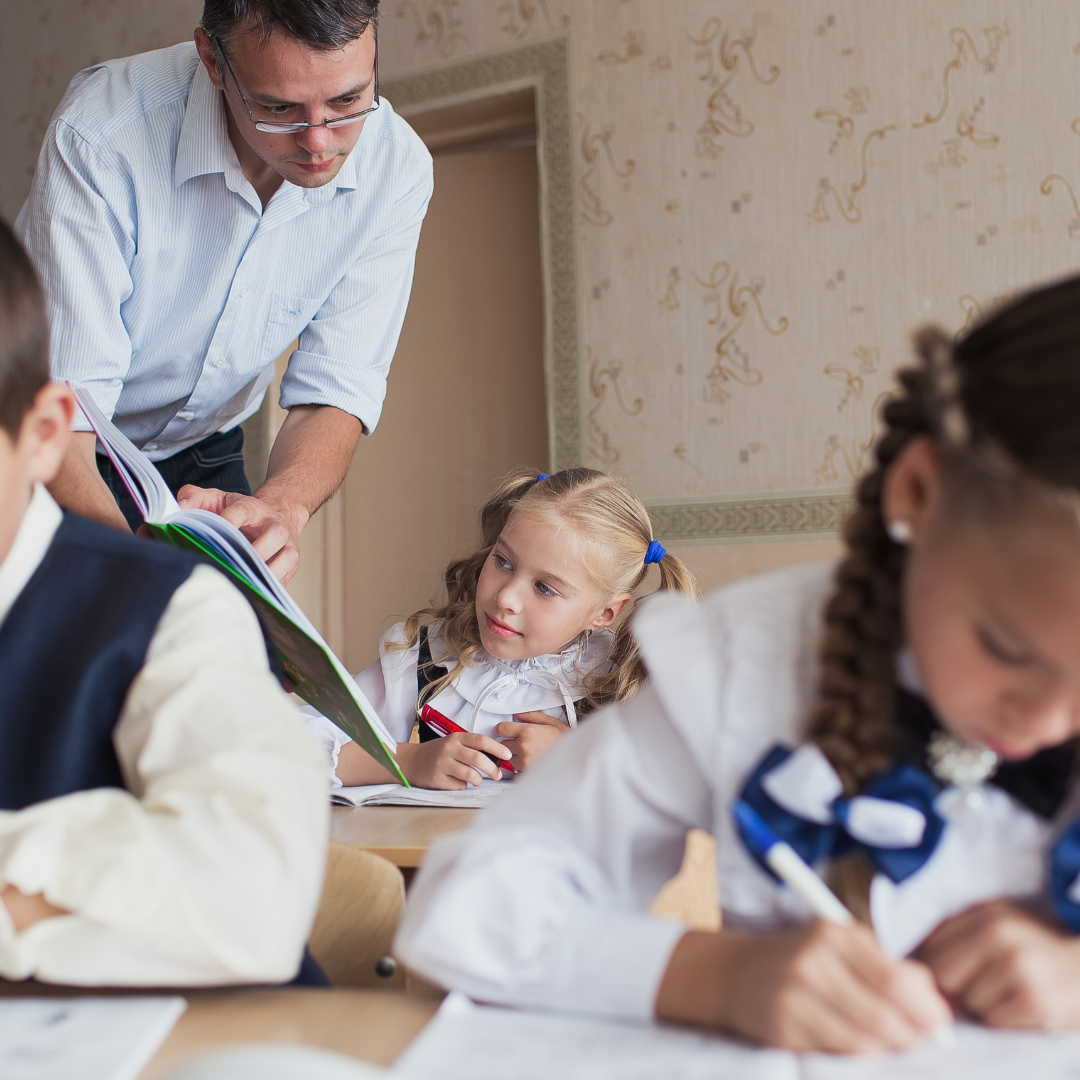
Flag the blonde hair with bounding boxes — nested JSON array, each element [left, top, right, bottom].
[[397, 467, 699, 711]]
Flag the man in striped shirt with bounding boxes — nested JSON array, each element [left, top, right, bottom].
[[16, 0, 432, 584]]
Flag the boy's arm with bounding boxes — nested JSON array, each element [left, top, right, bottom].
[[0, 565, 329, 985]]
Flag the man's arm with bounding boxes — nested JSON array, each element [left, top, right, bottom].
[[47, 432, 132, 533], [179, 404, 361, 584]]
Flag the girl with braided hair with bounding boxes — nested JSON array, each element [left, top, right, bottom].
[[398, 274, 1080, 1053], [301, 466, 697, 789]]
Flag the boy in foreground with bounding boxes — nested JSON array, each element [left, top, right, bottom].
[[0, 220, 328, 985]]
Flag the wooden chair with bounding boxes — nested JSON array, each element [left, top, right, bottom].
[[649, 828, 722, 931], [308, 842, 407, 988]]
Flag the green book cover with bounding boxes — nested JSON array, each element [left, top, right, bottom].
[[71, 385, 406, 786]]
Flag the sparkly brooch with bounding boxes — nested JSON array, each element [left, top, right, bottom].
[[927, 731, 999, 805]]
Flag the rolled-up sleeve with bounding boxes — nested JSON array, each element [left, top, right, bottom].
[[395, 685, 714, 1020], [279, 157, 434, 434], [0, 565, 329, 986]]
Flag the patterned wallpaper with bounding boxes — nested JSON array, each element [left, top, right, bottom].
[[380, 0, 1080, 538]]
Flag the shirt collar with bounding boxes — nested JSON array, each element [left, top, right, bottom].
[[175, 60, 362, 203], [174, 62, 244, 190], [0, 485, 63, 629]]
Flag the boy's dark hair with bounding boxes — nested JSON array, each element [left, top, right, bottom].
[[201, 0, 379, 51], [0, 220, 50, 439]]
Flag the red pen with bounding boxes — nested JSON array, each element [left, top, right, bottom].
[[420, 704, 517, 772]]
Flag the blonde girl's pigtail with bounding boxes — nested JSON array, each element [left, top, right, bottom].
[[582, 532, 699, 709]]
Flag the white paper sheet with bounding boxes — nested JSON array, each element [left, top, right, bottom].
[[801, 1022, 1080, 1079], [393, 993, 799, 1080], [396, 997, 1080, 1080], [0, 995, 186, 1080], [331, 779, 509, 809]]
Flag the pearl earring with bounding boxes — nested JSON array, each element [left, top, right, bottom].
[[887, 519, 912, 545]]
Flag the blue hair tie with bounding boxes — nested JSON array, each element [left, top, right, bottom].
[[536, 473, 550, 482], [644, 540, 666, 565]]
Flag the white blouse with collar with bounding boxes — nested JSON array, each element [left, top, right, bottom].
[[395, 561, 1080, 1022], [301, 621, 614, 785]]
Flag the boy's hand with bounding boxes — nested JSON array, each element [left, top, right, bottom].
[[398, 732, 509, 789], [918, 899, 1080, 1029], [657, 922, 951, 1054], [495, 711, 568, 772]]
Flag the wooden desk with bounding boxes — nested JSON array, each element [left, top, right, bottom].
[[140, 988, 439, 1078], [330, 805, 476, 868]]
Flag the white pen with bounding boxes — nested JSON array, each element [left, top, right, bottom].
[[733, 798, 955, 1047]]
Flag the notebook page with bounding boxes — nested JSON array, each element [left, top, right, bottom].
[[332, 779, 509, 808], [394, 993, 800, 1080], [801, 1023, 1080, 1080], [0, 995, 185, 1080]]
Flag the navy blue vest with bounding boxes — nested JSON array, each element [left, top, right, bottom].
[[0, 512, 196, 810]]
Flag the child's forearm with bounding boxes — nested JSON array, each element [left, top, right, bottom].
[[1, 884, 68, 931], [655, 929, 742, 1030], [335, 739, 413, 785]]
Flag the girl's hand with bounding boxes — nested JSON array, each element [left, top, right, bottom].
[[918, 900, 1080, 1029], [495, 711, 569, 772], [656, 923, 951, 1054], [397, 733, 509, 790]]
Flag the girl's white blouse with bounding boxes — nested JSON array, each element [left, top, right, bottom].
[[395, 561, 1080, 1023], [300, 621, 614, 784]]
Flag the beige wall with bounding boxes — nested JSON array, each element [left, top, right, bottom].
[[1, 1, 202, 222]]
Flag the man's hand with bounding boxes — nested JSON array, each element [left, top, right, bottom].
[[657, 922, 951, 1054], [177, 485, 305, 584], [918, 900, 1080, 1029], [396, 733, 510, 790], [1, 885, 68, 932], [495, 711, 568, 772]]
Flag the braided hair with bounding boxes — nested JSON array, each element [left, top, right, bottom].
[[809, 274, 1080, 795]]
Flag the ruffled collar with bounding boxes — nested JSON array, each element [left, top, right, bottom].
[[429, 627, 615, 728]]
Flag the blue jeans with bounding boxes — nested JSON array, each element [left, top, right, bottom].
[[98, 427, 251, 532]]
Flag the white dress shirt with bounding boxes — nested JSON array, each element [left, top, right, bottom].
[[16, 43, 433, 459], [302, 621, 615, 786], [396, 562, 1080, 1021], [0, 485, 329, 985]]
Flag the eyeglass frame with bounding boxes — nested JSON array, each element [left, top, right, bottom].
[[213, 31, 379, 134]]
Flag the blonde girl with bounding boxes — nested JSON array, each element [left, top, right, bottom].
[[398, 274, 1080, 1052], [303, 467, 697, 790]]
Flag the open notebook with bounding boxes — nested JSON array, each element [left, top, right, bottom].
[[332, 779, 509, 809], [73, 387, 404, 784]]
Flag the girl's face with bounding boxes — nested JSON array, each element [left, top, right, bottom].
[[474, 512, 631, 661], [887, 439, 1080, 760]]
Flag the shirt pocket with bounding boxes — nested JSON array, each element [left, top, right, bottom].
[[260, 292, 325, 365]]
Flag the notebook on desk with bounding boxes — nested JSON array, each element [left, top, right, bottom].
[[332, 779, 509, 810], [395, 993, 1080, 1080]]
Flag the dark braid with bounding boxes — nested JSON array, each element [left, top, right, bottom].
[[809, 271, 1080, 795]]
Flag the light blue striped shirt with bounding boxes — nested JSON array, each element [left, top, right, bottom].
[[16, 42, 433, 460]]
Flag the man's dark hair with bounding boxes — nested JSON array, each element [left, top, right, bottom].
[[202, 0, 378, 51], [0, 221, 49, 439]]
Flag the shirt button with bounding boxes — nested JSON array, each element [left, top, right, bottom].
[[239, 288, 248, 298], [213, 358, 225, 368], [177, 410, 195, 421]]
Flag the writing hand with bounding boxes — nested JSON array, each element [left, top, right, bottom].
[[495, 711, 568, 772], [177, 485, 302, 584], [918, 899, 1080, 1029], [658, 921, 950, 1053], [398, 732, 511, 790]]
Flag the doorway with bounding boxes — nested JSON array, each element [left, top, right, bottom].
[[341, 88, 549, 669]]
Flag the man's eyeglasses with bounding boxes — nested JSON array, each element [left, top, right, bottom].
[[213, 34, 379, 134]]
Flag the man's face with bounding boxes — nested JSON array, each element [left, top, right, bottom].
[[199, 24, 377, 189]]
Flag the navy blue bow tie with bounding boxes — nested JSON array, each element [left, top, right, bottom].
[[738, 745, 946, 884]]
